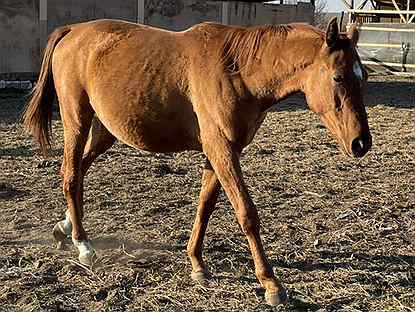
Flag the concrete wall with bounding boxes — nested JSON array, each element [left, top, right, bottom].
[[228, 2, 313, 26], [47, 0, 137, 32], [0, 0, 40, 78], [0, 0, 314, 79], [144, 1, 314, 31], [145, 0, 222, 31], [357, 23, 415, 72]]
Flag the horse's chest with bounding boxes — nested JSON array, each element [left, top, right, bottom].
[[218, 106, 266, 148]]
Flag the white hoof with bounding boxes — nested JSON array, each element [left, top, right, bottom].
[[73, 239, 96, 266], [52, 212, 72, 249], [265, 288, 288, 306], [191, 270, 210, 282]]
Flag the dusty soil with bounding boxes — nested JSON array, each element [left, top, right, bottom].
[[1, 76, 414, 312]]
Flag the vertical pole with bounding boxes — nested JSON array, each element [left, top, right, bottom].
[[391, 0, 406, 23], [407, 0, 411, 23], [349, 0, 354, 23], [222, 2, 230, 25], [137, 0, 145, 24], [39, 0, 48, 71]]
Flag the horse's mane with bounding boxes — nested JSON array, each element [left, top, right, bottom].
[[220, 24, 324, 73]]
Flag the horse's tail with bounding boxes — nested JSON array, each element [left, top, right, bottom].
[[22, 26, 71, 156]]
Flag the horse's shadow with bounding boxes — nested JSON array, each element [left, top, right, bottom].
[[0, 146, 63, 158], [210, 247, 413, 311], [0, 146, 34, 157], [0, 183, 29, 200]]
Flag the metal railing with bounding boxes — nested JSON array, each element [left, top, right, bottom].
[[343, 0, 415, 23]]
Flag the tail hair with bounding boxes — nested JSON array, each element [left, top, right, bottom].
[[22, 26, 70, 156]]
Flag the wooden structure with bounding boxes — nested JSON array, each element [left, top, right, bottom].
[[343, 0, 415, 74]]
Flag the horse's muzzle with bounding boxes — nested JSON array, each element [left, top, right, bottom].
[[351, 134, 372, 158]]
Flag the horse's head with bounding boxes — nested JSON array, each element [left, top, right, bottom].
[[303, 18, 372, 158]]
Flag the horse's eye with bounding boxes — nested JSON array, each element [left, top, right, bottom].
[[333, 75, 344, 83]]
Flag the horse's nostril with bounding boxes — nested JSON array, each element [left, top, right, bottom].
[[351, 136, 370, 158], [357, 139, 364, 150]]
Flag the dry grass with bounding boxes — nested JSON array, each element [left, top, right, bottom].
[[0, 76, 414, 312]]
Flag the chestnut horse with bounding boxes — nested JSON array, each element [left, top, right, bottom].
[[23, 17, 371, 305]]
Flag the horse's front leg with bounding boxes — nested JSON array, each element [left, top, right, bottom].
[[187, 159, 221, 281], [203, 134, 287, 306]]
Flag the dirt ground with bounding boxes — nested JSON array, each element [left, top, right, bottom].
[[0, 76, 414, 312]]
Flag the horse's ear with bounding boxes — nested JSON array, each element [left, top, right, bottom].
[[348, 24, 360, 46], [326, 17, 339, 48]]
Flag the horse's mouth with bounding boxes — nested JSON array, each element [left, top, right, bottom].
[[338, 138, 354, 158]]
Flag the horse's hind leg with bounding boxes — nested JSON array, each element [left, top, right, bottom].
[[54, 116, 115, 252], [54, 87, 96, 265], [81, 116, 116, 177], [187, 159, 220, 281]]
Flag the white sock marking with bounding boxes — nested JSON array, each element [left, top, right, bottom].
[[73, 239, 94, 256], [62, 212, 72, 235]]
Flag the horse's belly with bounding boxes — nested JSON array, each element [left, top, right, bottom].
[[92, 100, 201, 153], [119, 117, 201, 152]]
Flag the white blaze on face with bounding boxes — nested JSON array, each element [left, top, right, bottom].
[[353, 61, 364, 81]]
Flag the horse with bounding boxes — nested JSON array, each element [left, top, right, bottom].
[[22, 17, 372, 306]]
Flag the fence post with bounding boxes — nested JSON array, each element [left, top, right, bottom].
[[39, 0, 48, 71], [222, 2, 230, 25], [137, 0, 145, 24], [39, 0, 48, 47]]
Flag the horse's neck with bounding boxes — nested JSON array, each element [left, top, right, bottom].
[[240, 59, 306, 103], [242, 41, 316, 103], [275, 75, 304, 102]]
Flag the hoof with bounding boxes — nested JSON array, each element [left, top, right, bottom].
[[265, 288, 288, 306], [53, 222, 69, 249], [191, 270, 210, 282], [73, 240, 96, 267], [78, 249, 97, 267], [56, 241, 64, 250]]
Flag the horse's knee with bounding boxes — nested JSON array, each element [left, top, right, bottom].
[[62, 175, 78, 196]]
